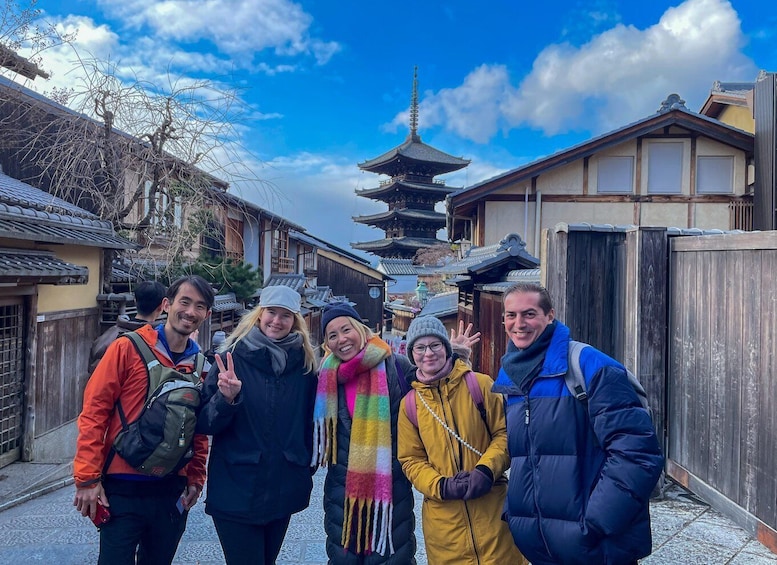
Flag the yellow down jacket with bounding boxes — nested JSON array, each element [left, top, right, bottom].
[[398, 359, 526, 565]]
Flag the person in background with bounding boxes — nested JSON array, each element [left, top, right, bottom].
[[88, 280, 167, 374], [197, 285, 318, 565], [397, 316, 526, 565], [74, 275, 214, 565], [494, 282, 663, 565]]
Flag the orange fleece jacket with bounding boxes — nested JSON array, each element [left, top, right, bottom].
[[74, 323, 208, 489]]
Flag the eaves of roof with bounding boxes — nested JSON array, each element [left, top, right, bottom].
[[359, 137, 470, 173], [449, 107, 754, 209], [377, 259, 419, 276], [0, 248, 88, 284], [353, 208, 446, 224], [356, 181, 457, 198], [352, 236, 444, 252], [441, 233, 539, 275]]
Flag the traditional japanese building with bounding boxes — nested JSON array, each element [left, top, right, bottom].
[[352, 68, 470, 259]]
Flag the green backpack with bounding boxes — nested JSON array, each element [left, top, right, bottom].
[[110, 331, 205, 477]]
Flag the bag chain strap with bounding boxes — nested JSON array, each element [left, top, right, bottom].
[[416, 389, 484, 457]]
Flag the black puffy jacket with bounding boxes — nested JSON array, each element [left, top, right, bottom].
[[197, 333, 317, 524], [323, 353, 417, 564]]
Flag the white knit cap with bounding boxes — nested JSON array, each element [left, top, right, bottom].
[[259, 285, 301, 314]]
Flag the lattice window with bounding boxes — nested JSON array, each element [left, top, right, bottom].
[[0, 298, 24, 462]]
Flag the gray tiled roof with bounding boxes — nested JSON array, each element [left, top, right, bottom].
[[0, 173, 136, 249], [359, 138, 470, 173], [480, 268, 542, 292], [419, 291, 458, 317], [441, 233, 539, 275], [354, 208, 446, 224], [262, 274, 307, 292], [377, 259, 419, 276], [352, 236, 445, 252], [0, 248, 88, 284], [356, 181, 457, 198]]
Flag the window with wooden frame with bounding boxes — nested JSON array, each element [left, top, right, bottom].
[[697, 156, 734, 194], [271, 229, 293, 273], [224, 217, 244, 261], [597, 156, 634, 193], [647, 142, 684, 194]]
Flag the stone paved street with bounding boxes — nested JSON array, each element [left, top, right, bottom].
[[0, 467, 774, 564]]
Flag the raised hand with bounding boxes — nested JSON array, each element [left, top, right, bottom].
[[215, 352, 241, 404], [450, 320, 481, 349]]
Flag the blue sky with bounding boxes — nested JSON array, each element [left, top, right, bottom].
[[14, 0, 777, 260]]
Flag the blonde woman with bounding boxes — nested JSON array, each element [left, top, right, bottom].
[[197, 285, 318, 564]]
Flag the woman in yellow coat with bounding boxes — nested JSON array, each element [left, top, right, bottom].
[[398, 316, 526, 565]]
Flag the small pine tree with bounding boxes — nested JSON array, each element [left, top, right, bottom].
[[180, 252, 262, 304]]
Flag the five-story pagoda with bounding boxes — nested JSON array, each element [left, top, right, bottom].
[[352, 68, 470, 259]]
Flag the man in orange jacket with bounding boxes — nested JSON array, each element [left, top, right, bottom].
[[74, 275, 214, 565]]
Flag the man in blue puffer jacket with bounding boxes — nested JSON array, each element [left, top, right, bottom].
[[493, 282, 664, 565]]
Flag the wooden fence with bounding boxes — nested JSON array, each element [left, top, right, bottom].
[[544, 225, 777, 553]]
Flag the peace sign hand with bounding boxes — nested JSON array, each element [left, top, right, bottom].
[[215, 352, 241, 404]]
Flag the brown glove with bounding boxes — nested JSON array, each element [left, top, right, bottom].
[[441, 471, 470, 500]]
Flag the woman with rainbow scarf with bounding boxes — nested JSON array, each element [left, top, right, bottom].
[[312, 302, 417, 564]]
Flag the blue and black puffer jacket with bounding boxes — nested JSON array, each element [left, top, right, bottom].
[[492, 321, 664, 565]]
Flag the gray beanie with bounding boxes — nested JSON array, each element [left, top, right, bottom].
[[406, 316, 452, 364]]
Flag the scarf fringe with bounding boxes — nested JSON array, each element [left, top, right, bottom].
[[312, 416, 337, 467], [342, 496, 394, 556]]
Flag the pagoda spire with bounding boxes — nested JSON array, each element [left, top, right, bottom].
[[408, 66, 420, 142]]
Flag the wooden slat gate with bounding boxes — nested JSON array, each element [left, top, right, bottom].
[[666, 231, 777, 551]]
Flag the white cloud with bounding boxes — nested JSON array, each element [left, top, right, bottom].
[[229, 152, 387, 255], [95, 0, 340, 66], [392, 0, 757, 141]]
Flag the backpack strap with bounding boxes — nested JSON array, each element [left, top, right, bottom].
[[404, 372, 490, 436], [103, 332, 158, 476], [564, 340, 589, 402], [193, 352, 205, 382], [405, 389, 418, 428], [464, 371, 489, 434], [124, 331, 160, 378]]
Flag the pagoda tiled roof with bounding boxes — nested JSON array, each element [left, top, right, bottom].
[[352, 236, 444, 253], [359, 135, 470, 175], [356, 179, 458, 199], [353, 208, 445, 225]]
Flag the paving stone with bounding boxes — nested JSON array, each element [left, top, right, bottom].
[[642, 536, 738, 564]]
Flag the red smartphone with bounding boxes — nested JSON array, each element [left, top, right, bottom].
[[91, 503, 111, 528]]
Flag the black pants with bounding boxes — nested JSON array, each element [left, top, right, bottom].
[[212, 514, 292, 565], [99, 476, 188, 565]]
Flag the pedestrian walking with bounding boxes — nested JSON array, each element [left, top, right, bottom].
[[197, 284, 319, 564], [398, 316, 526, 565]]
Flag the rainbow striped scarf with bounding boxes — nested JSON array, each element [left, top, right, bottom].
[[312, 336, 394, 555]]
